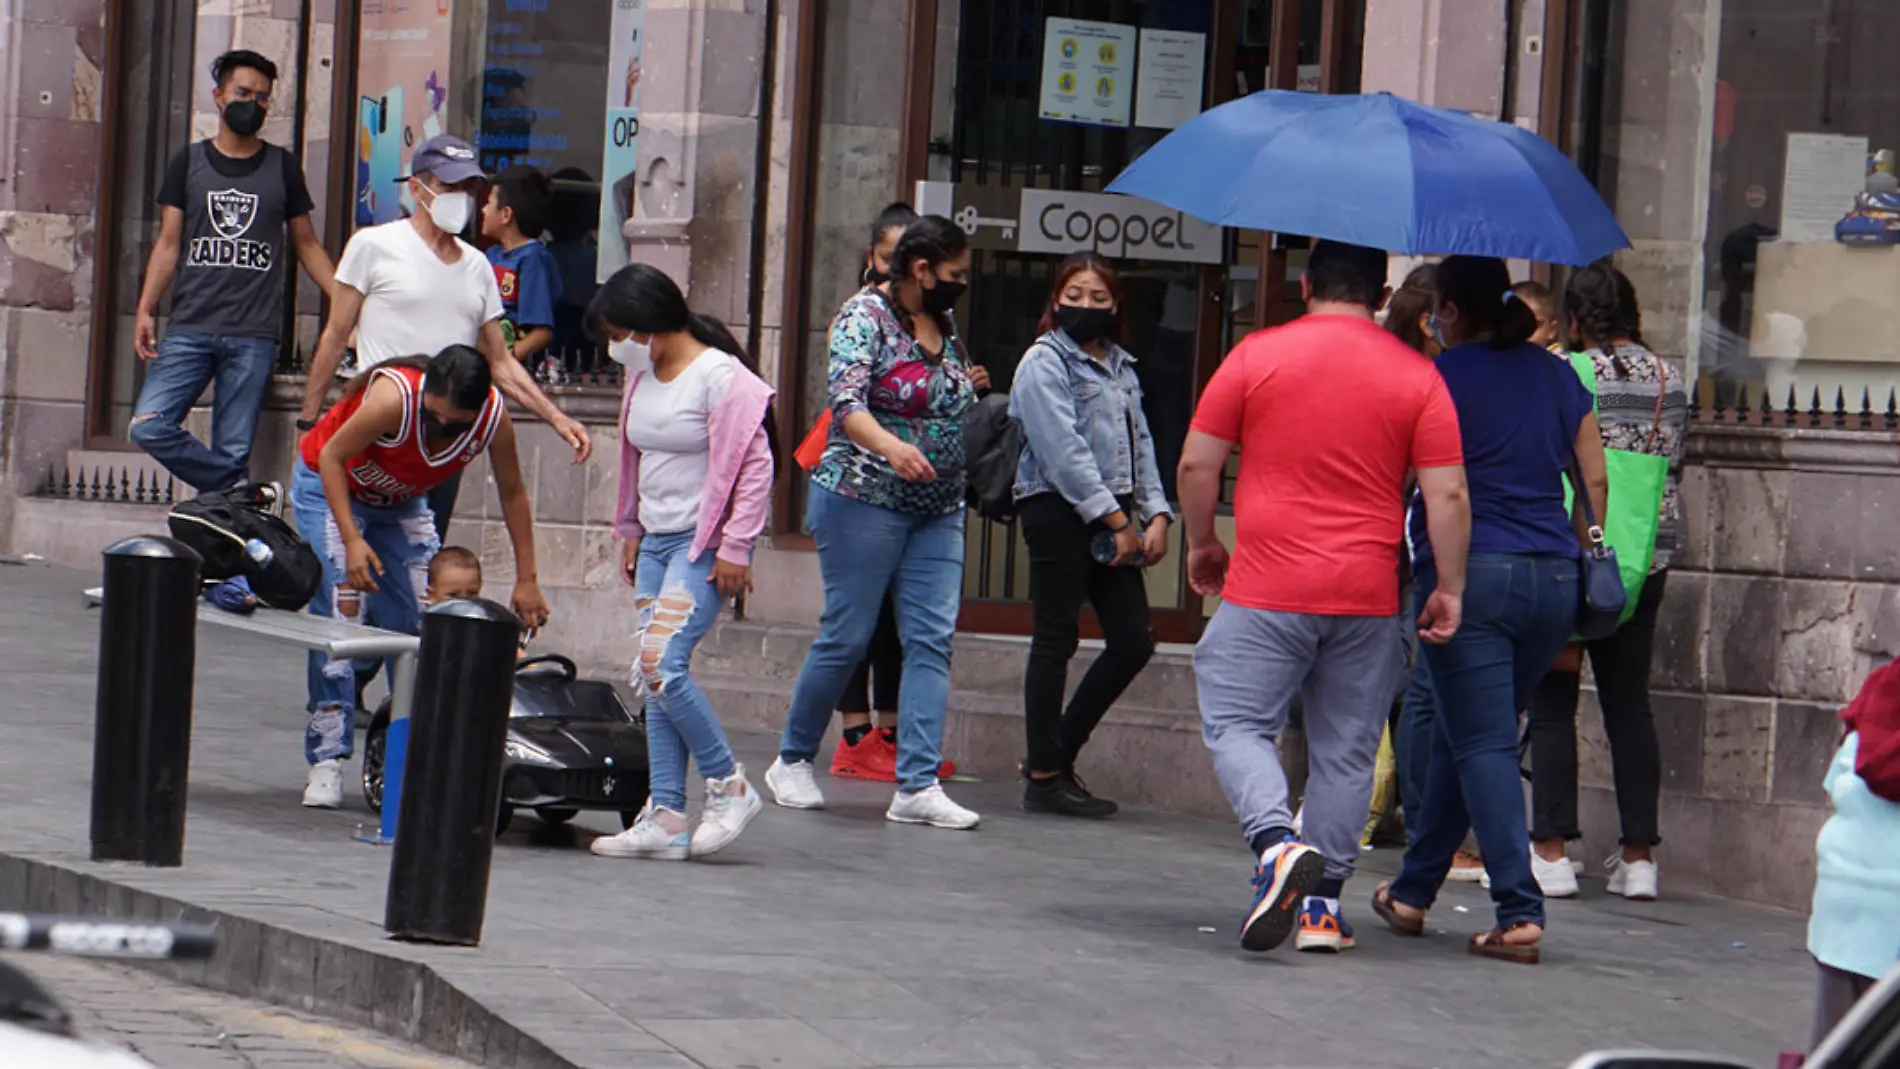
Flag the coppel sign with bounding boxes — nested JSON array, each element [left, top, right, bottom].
[[1016, 188, 1221, 265]]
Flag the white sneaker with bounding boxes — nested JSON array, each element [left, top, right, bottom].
[[1606, 853, 1658, 900], [302, 759, 343, 808], [1477, 851, 1581, 897], [886, 784, 979, 830], [1532, 852, 1580, 898], [765, 758, 825, 810], [692, 766, 763, 857], [591, 804, 690, 860]]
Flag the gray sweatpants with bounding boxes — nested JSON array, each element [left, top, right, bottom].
[[1195, 602, 1404, 882]]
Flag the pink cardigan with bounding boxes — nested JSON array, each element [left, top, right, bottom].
[[614, 352, 776, 566]]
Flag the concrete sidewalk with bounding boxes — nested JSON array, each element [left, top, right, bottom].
[[0, 561, 1816, 1069]]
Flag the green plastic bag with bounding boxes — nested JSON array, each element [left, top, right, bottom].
[[1561, 352, 1665, 627]]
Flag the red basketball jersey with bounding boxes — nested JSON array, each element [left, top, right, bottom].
[[298, 365, 503, 506]]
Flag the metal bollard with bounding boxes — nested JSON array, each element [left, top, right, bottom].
[[384, 597, 520, 946], [90, 536, 203, 867]]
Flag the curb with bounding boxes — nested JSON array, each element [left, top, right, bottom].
[[0, 852, 582, 1069]]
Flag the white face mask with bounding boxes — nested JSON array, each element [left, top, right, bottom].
[[420, 185, 472, 234], [607, 336, 651, 369]]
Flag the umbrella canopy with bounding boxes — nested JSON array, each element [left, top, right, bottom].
[[1105, 91, 1629, 266]]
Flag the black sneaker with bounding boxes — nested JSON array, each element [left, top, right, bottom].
[[1023, 773, 1119, 819]]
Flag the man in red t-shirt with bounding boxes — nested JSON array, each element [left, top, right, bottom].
[[1177, 240, 1472, 956]]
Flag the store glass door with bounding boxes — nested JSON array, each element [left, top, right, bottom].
[[942, 0, 1232, 641]]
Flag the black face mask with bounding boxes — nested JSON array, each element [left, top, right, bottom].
[[422, 412, 474, 440], [863, 265, 890, 285], [1055, 304, 1115, 346], [223, 99, 265, 137], [920, 278, 967, 315]]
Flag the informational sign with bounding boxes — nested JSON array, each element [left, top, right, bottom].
[[1780, 132, 1867, 243], [1134, 30, 1204, 130], [1039, 18, 1136, 129], [597, 0, 646, 281], [1017, 188, 1221, 264], [355, 0, 453, 226], [1256, 64, 1323, 94]]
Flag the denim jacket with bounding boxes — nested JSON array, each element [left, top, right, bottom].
[[1008, 329, 1170, 525]]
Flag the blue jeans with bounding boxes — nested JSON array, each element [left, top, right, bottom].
[[780, 485, 964, 792], [289, 459, 439, 764], [1396, 606, 1436, 843], [632, 530, 736, 813], [1391, 553, 1578, 931], [129, 332, 277, 492]]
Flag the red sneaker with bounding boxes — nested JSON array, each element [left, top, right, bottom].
[[829, 729, 897, 782], [874, 728, 958, 779]]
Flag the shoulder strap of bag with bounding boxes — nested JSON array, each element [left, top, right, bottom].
[[1644, 351, 1668, 453]]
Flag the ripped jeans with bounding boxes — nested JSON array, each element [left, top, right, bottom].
[[630, 529, 736, 813], [289, 458, 439, 765]]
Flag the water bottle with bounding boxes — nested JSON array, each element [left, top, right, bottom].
[[1090, 530, 1144, 567], [245, 538, 274, 567]]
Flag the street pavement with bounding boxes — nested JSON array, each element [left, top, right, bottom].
[[19, 952, 480, 1068], [0, 560, 1817, 1069]]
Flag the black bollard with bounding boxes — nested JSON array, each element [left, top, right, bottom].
[[384, 597, 520, 946], [91, 536, 203, 867]]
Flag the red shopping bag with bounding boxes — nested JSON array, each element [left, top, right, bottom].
[[794, 410, 831, 470]]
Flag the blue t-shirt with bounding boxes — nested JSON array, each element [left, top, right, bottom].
[[485, 240, 563, 333], [1410, 341, 1595, 564]]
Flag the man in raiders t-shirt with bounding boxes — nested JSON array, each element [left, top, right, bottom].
[[130, 49, 335, 493]]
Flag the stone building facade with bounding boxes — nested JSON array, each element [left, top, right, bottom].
[[1, 0, 1892, 910]]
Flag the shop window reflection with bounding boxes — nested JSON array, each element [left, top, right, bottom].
[[1699, 2, 1900, 417]]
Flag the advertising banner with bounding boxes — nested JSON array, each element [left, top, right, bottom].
[[354, 0, 453, 226], [597, 0, 647, 282]]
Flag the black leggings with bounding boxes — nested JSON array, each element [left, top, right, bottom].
[[1526, 570, 1668, 846], [1019, 493, 1156, 775], [837, 592, 901, 716]]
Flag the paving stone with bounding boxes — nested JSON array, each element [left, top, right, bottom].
[[0, 562, 1822, 1069]]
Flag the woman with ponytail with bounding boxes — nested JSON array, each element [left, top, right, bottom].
[[767, 215, 983, 831], [1523, 263, 1686, 902], [585, 263, 777, 862], [1373, 255, 1610, 964]]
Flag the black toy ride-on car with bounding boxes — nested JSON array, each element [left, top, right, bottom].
[[362, 654, 650, 836]]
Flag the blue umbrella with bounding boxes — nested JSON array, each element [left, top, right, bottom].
[[1105, 91, 1629, 266]]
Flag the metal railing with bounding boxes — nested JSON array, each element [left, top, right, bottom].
[[1693, 380, 1900, 431], [34, 465, 176, 506]]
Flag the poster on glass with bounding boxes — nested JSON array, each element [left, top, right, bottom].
[[597, 0, 647, 282], [355, 0, 452, 225]]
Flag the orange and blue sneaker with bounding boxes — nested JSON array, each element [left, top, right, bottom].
[[1295, 896, 1355, 953], [1241, 837, 1325, 952]]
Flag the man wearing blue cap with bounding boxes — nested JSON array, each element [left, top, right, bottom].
[[299, 132, 592, 538], [294, 133, 590, 810]]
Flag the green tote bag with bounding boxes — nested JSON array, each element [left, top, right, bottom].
[[1561, 352, 1668, 627]]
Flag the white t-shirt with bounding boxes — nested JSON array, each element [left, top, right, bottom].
[[335, 219, 502, 374], [624, 350, 737, 535]]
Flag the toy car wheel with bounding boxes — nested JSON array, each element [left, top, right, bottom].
[[362, 721, 386, 815], [536, 807, 578, 825], [620, 810, 642, 831], [496, 804, 514, 838]]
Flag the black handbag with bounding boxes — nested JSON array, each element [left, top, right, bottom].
[[1546, 358, 1628, 640]]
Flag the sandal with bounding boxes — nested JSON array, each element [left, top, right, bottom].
[[1370, 881, 1425, 937], [1468, 923, 1542, 965]]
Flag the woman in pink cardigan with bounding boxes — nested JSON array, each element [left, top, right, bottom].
[[585, 263, 778, 862]]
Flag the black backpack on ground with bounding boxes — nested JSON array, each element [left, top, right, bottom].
[[168, 484, 322, 611], [962, 391, 1023, 523]]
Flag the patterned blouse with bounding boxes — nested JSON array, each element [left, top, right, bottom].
[[812, 288, 977, 516], [1585, 340, 1690, 574]]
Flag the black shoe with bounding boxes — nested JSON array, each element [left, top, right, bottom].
[[1023, 773, 1119, 819]]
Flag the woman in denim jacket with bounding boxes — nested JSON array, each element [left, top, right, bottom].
[[1009, 252, 1171, 819]]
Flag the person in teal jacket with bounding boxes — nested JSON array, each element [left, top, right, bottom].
[[1807, 726, 1900, 1048]]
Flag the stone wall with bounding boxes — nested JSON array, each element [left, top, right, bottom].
[[1580, 425, 1900, 908], [0, 0, 108, 538]]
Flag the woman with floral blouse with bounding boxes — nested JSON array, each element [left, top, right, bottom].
[[765, 215, 986, 831]]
